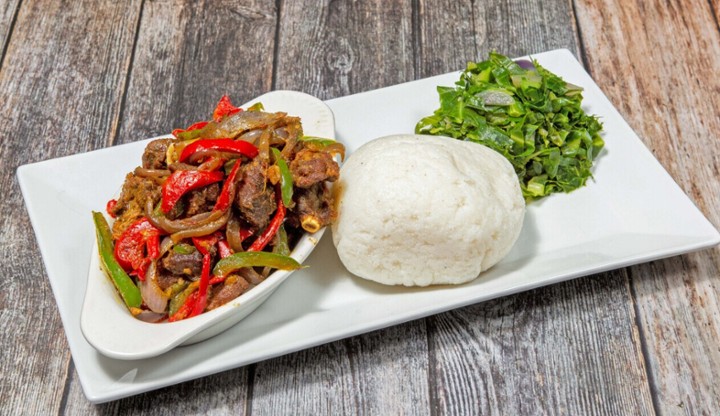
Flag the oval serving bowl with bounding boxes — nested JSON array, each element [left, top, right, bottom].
[[80, 90, 335, 360]]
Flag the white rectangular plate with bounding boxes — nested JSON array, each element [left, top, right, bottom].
[[17, 49, 720, 403]]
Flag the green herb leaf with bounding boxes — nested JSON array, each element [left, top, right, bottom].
[[415, 52, 604, 200]]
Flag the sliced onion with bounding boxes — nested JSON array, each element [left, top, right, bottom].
[[145, 200, 224, 233], [323, 142, 346, 162], [197, 157, 227, 172], [188, 150, 246, 164], [159, 236, 174, 256], [170, 209, 231, 243], [226, 215, 244, 252], [515, 59, 535, 70], [135, 311, 166, 323], [139, 261, 169, 313], [134, 167, 171, 178], [239, 128, 264, 144], [238, 267, 264, 285]]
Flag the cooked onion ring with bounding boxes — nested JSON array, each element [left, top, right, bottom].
[[145, 200, 224, 234], [134, 167, 171, 178], [169, 209, 231, 243], [139, 261, 169, 313]]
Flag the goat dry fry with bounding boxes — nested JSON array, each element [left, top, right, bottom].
[[93, 96, 343, 322]]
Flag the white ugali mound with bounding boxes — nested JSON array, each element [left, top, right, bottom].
[[332, 134, 525, 287]]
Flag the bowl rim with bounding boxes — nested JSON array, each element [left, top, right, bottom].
[[80, 90, 336, 360]]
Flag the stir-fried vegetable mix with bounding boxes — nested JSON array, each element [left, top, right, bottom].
[[93, 96, 343, 322], [416, 52, 604, 200]]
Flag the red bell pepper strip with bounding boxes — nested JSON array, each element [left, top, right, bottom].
[[213, 159, 242, 212], [172, 120, 209, 139], [161, 170, 224, 213], [189, 253, 212, 317], [213, 95, 242, 122], [191, 231, 222, 256], [106, 199, 118, 218], [239, 228, 254, 241], [208, 240, 234, 285], [218, 240, 233, 258], [168, 291, 199, 322], [248, 198, 286, 252], [179, 138, 258, 163], [114, 217, 162, 281]]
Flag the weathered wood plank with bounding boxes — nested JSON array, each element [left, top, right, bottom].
[[0, 0, 19, 59], [250, 1, 431, 415], [575, 0, 720, 413], [115, 0, 278, 146], [415, 0, 477, 78], [475, 0, 581, 61], [251, 325, 431, 416], [416, 1, 655, 414], [273, 0, 415, 99], [63, 364, 250, 415], [429, 273, 654, 415], [0, 0, 142, 414]]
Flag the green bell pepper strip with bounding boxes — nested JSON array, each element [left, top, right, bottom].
[[299, 136, 336, 147], [168, 281, 197, 317], [271, 147, 293, 207], [272, 224, 290, 257], [92, 212, 142, 309], [212, 251, 303, 277]]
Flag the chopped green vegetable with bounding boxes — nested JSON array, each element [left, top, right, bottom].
[[168, 281, 197, 317], [91, 211, 142, 309], [416, 52, 604, 200]]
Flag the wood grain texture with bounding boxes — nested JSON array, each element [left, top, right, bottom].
[[0, 0, 19, 59], [574, 0, 720, 414], [115, 0, 278, 146], [274, 0, 414, 99], [63, 364, 251, 415], [0, 1, 141, 414], [429, 273, 654, 415], [251, 325, 430, 415]]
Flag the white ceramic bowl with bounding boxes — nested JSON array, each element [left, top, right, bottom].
[[80, 91, 335, 360]]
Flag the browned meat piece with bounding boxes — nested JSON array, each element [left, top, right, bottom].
[[234, 158, 275, 230], [185, 182, 220, 217], [289, 149, 340, 188], [206, 274, 250, 310], [142, 139, 171, 169], [286, 183, 336, 232], [156, 271, 181, 292], [110, 173, 162, 239], [161, 249, 203, 279]]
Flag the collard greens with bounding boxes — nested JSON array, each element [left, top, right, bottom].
[[416, 52, 604, 200]]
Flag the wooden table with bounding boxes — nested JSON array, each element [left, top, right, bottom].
[[2, 0, 718, 414]]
